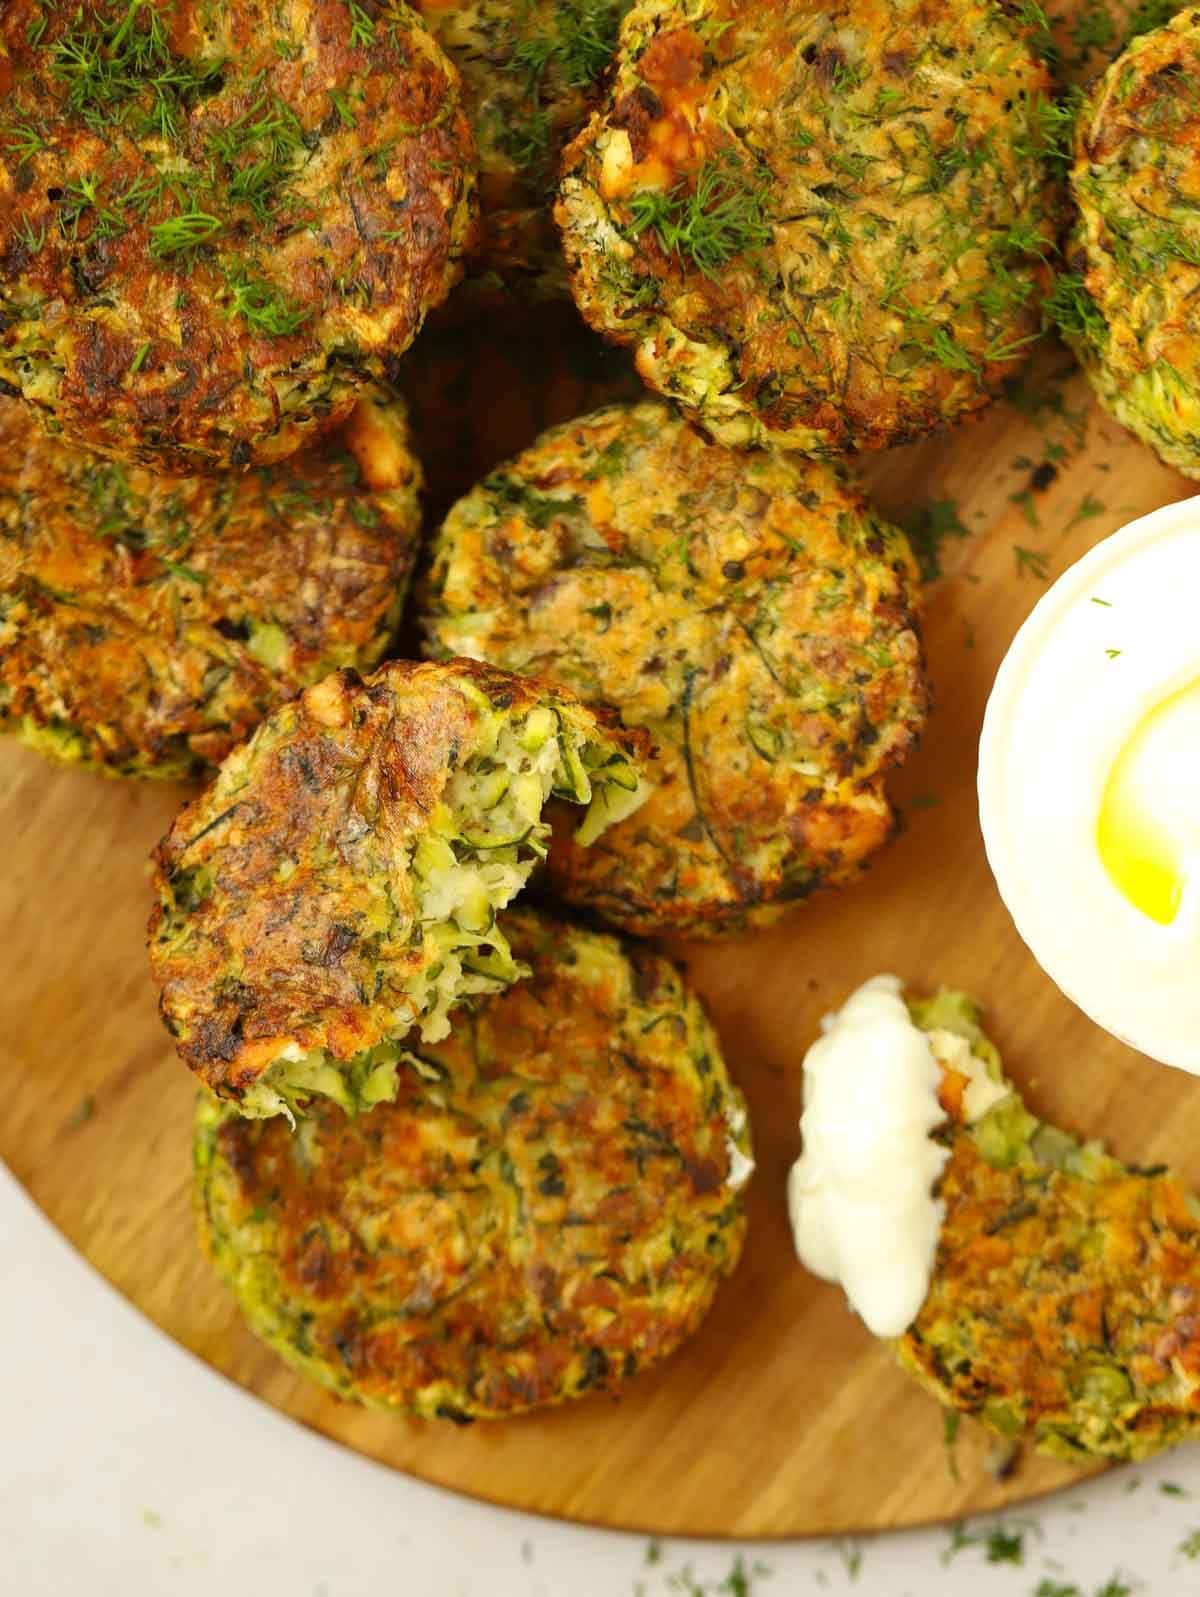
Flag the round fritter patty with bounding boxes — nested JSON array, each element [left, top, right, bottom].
[[422, 401, 927, 937], [149, 658, 649, 1119], [194, 907, 751, 1420], [0, 0, 476, 473], [1059, 10, 1200, 478], [898, 991, 1200, 1462], [556, 0, 1059, 455], [0, 389, 421, 779], [413, 0, 630, 292]]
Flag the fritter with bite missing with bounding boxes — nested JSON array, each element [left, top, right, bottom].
[[422, 401, 927, 938], [0, 390, 421, 779], [899, 991, 1200, 1462], [194, 907, 751, 1421], [556, 0, 1059, 455], [1057, 9, 1200, 478], [149, 658, 648, 1119], [0, 0, 476, 472]]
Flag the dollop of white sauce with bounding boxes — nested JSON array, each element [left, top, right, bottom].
[[786, 976, 950, 1338]]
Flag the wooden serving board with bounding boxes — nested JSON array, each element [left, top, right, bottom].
[[4, 298, 1200, 1539]]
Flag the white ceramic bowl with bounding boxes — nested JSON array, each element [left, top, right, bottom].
[[978, 493, 1200, 1076]]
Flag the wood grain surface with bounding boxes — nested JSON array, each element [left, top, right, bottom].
[[3, 301, 1200, 1538]]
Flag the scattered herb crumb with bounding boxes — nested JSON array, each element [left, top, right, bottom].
[[69, 1095, 95, 1128], [1014, 544, 1050, 580], [1065, 493, 1106, 533], [1105, 649, 1122, 660], [1010, 487, 1042, 528], [1161, 1482, 1188, 1497], [836, 1540, 863, 1580], [1035, 1582, 1082, 1597], [1090, 596, 1112, 607], [943, 1408, 961, 1481], [944, 1521, 1034, 1566], [1095, 1578, 1134, 1597], [141, 1508, 162, 1529], [897, 499, 970, 582], [646, 1541, 662, 1566], [1177, 1528, 1200, 1560]]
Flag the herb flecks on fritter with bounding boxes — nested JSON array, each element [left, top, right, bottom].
[[422, 401, 928, 938], [0, 390, 421, 779], [899, 992, 1200, 1462], [413, 0, 630, 292], [194, 908, 750, 1420], [0, 0, 477, 472], [556, 0, 1060, 455], [1053, 10, 1200, 479], [149, 659, 649, 1120]]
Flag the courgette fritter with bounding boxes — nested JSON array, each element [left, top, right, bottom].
[[412, 0, 630, 293], [899, 992, 1200, 1462], [0, 0, 477, 473], [149, 658, 649, 1119], [0, 390, 421, 779], [422, 401, 927, 938], [556, 0, 1060, 455], [194, 907, 751, 1421], [1058, 10, 1200, 478]]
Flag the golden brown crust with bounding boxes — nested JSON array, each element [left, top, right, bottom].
[[0, 390, 422, 777], [556, 0, 1059, 454], [422, 400, 928, 936], [0, 0, 477, 471], [194, 908, 750, 1419]]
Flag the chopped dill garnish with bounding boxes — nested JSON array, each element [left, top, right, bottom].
[[224, 266, 311, 337], [1014, 544, 1050, 580], [897, 499, 970, 582], [347, 0, 377, 49], [149, 206, 223, 260], [624, 152, 773, 277]]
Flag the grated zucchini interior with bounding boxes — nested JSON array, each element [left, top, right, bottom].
[[240, 702, 646, 1121]]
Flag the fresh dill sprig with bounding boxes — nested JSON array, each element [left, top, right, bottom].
[[347, 0, 377, 49], [3, 121, 47, 163], [208, 94, 307, 223], [48, 0, 224, 141], [624, 152, 773, 277], [224, 266, 311, 336], [149, 205, 223, 259]]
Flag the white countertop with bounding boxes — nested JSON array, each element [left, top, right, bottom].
[[4, 1162, 1199, 1597]]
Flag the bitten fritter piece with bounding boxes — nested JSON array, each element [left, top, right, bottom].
[[194, 908, 751, 1421], [0, 390, 421, 779], [422, 401, 927, 938], [0, 0, 477, 473], [412, 0, 630, 293], [556, 0, 1060, 455], [1057, 10, 1200, 478], [898, 992, 1200, 1462], [149, 659, 649, 1119]]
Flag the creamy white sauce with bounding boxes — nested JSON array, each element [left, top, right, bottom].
[[978, 495, 1200, 1075], [786, 976, 949, 1338]]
